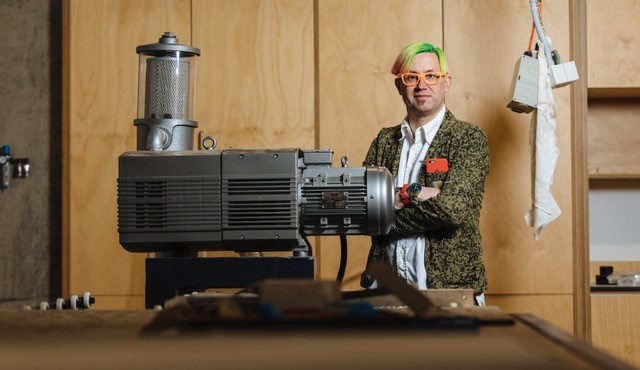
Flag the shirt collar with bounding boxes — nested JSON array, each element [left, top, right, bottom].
[[398, 105, 446, 143]]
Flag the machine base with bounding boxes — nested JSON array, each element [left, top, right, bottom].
[[145, 256, 315, 308]]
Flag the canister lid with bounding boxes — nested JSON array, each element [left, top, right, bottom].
[[136, 32, 200, 56]]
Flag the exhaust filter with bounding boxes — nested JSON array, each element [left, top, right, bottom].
[[134, 32, 200, 151]]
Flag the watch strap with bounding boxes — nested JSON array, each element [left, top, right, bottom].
[[399, 183, 411, 206], [408, 183, 422, 206]]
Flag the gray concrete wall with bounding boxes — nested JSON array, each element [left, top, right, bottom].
[[0, 0, 61, 308]]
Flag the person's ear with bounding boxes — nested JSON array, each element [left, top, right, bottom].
[[395, 78, 404, 95], [443, 75, 452, 93]]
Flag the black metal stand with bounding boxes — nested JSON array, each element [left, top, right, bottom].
[[145, 257, 315, 308]]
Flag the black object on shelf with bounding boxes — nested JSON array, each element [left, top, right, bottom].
[[595, 265, 614, 285]]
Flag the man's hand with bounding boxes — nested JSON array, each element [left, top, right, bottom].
[[394, 190, 405, 210], [417, 187, 440, 202]]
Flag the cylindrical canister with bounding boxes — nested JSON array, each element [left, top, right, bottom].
[[134, 32, 200, 151]]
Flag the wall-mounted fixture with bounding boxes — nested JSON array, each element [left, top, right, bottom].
[[1, 145, 30, 191]]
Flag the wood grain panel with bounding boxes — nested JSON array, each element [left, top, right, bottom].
[[192, 0, 314, 150], [587, 0, 640, 88], [487, 294, 574, 334], [445, 1, 574, 295], [0, 313, 620, 369], [591, 294, 640, 367], [317, 0, 443, 289], [587, 99, 640, 178], [64, 0, 192, 295], [570, 0, 591, 341], [91, 295, 145, 310]]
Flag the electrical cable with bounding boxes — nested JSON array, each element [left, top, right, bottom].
[[302, 235, 313, 257], [336, 235, 348, 283], [529, 0, 554, 65], [527, 0, 543, 52]]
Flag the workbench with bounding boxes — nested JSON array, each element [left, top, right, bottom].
[[0, 307, 632, 370]]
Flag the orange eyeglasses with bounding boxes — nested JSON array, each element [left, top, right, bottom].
[[398, 72, 447, 86]]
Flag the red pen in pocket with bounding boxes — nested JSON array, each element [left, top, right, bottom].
[[425, 158, 448, 173]]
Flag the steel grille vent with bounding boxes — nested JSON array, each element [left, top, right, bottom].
[[134, 181, 167, 229], [222, 178, 296, 229], [144, 56, 190, 120], [118, 176, 221, 232]]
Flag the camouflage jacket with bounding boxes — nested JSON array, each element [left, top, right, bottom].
[[360, 109, 489, 295]]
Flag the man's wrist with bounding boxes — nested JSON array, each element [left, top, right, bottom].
[[407, 183, 422, 206], [399, 184, 411, 206], [394, 188, 404, 210]]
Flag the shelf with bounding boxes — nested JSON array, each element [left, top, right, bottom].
[[589, 173, 640, 180], [588, 88, 640, 99], [591, 284, 640, 293], [587, 99, 640, 178]]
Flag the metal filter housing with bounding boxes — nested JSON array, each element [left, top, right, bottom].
[[134, 32, 200, 151]]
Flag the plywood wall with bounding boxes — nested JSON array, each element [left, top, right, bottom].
[[192, 0, 315, 150], [587, 0, 640, 88], [445, 0, 573, 296], [591, 294, 640, 367], [63, 0, 191, 306], [487, 294, 574, 333], [64, 0, 580, 322], [440, 0, 574, 329]]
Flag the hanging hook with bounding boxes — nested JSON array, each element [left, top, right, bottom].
[[341, 155, 349, 167], [201, 136, 217, 150]]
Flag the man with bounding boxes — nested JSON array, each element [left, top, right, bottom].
[[360, 42, 489, 304]]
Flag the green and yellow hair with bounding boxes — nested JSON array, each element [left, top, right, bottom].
[[391, 42, 449, 75]]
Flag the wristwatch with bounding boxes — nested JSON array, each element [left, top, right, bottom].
[[399, 184, 411, 206], [407, 182, 422, 206]]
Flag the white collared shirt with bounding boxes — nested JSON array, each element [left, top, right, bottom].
[[387, 105, 446, 290]]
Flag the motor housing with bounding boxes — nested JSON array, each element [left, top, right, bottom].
[[117, 149, 394, 253]]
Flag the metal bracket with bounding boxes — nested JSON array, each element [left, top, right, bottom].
[[1, 145, 30, 191], [341, 173, 351, 186], [312, 174, 328, 186]]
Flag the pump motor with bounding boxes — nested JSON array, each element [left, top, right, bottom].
[[118, 148, 394, 254], [117, 32, 394, 255]]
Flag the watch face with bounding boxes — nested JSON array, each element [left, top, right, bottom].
[[408, 183, 421, 193]]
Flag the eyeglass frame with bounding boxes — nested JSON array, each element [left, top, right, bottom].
[[397, 72, 448, 86]]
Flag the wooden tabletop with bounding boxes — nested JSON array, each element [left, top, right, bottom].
[[0, 308, 632, 370]]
